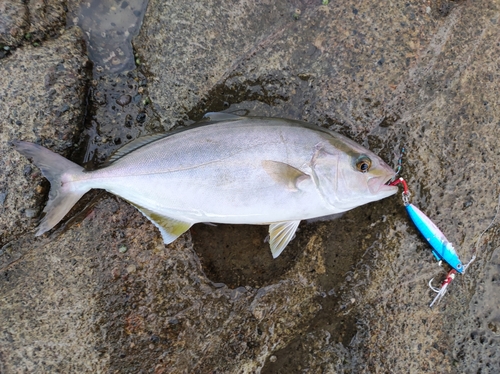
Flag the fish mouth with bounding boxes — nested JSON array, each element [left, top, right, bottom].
[[368, 175, 399, 197], [380, 181, 399, 194]]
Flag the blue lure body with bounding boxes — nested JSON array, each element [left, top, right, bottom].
[[405, 203, 464, 273]]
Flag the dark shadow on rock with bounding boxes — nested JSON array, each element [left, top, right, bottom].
[[193, 222, 311, 289], [262, 197, 400, 373]]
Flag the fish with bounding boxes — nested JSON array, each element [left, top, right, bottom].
[[13, 112, 398, 258]]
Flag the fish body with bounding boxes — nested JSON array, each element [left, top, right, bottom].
[[14, 113, 397, 257]]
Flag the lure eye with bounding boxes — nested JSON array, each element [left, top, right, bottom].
[[356, 156, 372, 173]]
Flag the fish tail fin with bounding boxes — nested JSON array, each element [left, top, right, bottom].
[[13, 140, 89, 235]]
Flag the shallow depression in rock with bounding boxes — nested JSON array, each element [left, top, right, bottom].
[[193, 222, 309, 288]]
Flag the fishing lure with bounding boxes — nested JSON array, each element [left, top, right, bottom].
[[389, 177, 466, 306], [389, 178, 464, 274], [389, 147, 499, 307]]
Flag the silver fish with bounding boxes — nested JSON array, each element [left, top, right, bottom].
[[13, 113, 397, 257]]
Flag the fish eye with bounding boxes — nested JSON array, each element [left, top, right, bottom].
[[355, 156, 372, 173]]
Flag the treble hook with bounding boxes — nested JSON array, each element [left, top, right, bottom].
[[429, 269, 457, 308]]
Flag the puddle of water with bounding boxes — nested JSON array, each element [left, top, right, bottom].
[[72, 70, 161, 170], [67, 0, 149, 74]]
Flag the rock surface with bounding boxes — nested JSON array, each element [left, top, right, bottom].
[[0, 0, 28, 46], [0, 26, 90, 246], [2, 0, 500, 373], [0, 0, 68, 47]]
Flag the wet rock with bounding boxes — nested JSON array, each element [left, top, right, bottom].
[[116, 94, 131, 106], [2, 0, 500, 373], [0, 0, 68, 48], [66, 0, 149, 74], [351, 2, 500, 371], [134, 0, 305, 129], [135, 112, 146, 123], [0, 199, 321, 373], [261, 1, 500, 372], [0, 0, 29, 46], [0, 26, 90, 245], [134, 0, 500, 372], [27, 0, 67, 42], [76, 70, 159, 168]]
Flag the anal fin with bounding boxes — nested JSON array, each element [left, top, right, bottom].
[[268, 220, 301, 258], [130, 203, 192, 244]]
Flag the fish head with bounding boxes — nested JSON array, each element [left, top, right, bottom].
[[312, 132, 398, 211]]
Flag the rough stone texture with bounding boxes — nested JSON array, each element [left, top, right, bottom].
[[0, 0, 67, 48], [27, 0, 68, 42], [260, 0, 500, 372], [0, 26, 90, 246], [134, 0, 310, 129], [1, 198, 322, 373], [2, 0, 500, 373], [352, 2, 500, 371], [0, 0, 29, 46]]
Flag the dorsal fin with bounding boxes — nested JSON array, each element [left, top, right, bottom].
[[202, 112, 242, 122], [103, 133, 170, 166], [104, 112, 243, 166]]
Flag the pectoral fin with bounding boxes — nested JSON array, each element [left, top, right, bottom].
[[262, 160, 310, 191], [269, 220, 301, 258], [130, 203, 192, 244]]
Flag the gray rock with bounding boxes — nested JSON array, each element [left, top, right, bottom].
[[0, 0, 68, 47], [27, 0, 67, 42], [134, 0, 305, 129], [0, 0, 29, 46], [0, 26, 90, 245], [2, 0, 500, 373], [134, 0, 500, 371], [0, 198, 322, 373]]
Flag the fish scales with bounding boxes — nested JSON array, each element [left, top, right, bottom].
[[91, 122, 324, 218], [13, 113, 397, 258]]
